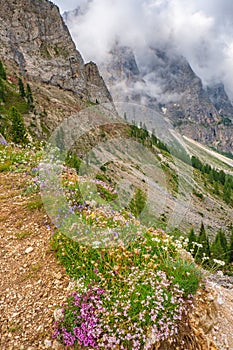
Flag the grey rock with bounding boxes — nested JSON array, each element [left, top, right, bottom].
[[0, 0, 112, 105], [25, 247, 34, 254], [44, 339, 52, 348], [54, 308, 63, 322]]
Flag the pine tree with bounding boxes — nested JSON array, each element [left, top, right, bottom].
[[129, 188, 146, 218], [213, 181, 220, 195], [219, 230, 228, 253], [210, 230, 228, 263], [10, 106, 27, 144], [187, 227, 197, 253], [0, 60, 6, 80], [18, 78, 25, 98], [229, 229, 233, 264], [26, 83, 34, 110], [0, 77, 5, 102], [219, 170, 226, 185], [223, 179, 231, 204], [195, 222, 210, 265], [209, 169, 214, 184]]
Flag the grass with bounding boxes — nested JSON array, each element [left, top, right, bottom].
[[0, 79, 29, 116], [16, 230, 33, 240], [0, 159, 13, 172], [26, 196, 43, 210], [0, 143, 43, 174], [7, 322, 21, 333]]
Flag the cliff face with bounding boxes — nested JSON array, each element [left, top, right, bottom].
[[0, 0, 112, 104]]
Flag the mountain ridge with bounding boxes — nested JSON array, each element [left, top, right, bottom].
[[99, 44, 233, 154]]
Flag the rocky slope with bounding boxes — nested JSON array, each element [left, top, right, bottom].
[[0, 0, 112, 104]]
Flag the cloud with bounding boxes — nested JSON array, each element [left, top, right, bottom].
[[53, 0, 79, 13], [53, 0, 233, 98]]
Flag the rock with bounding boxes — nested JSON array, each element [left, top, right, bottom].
[[217, 270, 224, 277], [216, 295, 224, 305], [52, 340, 63, 350], [85, 199, 97, 208], [54, 272, 62, 280], [25, 247, 34, 254], [54, 308, 63, 322], [44, 339, 52, 348]]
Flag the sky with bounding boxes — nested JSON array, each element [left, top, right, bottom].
[[53, 0, 233, 97]]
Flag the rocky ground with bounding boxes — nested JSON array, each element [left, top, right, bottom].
[[0, 172, 69, 349], [0, 170, 233, 350]]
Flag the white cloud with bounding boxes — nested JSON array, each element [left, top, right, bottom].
[[53, 0, 233, 98]]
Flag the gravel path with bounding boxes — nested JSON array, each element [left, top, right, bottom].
[[0, 172, 69, 349]]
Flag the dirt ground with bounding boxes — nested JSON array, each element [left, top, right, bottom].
[[0, 172, 69, 349]]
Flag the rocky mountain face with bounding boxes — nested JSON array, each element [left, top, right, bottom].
[[99, 45, 233, 153], [0, 0, 112, 104]]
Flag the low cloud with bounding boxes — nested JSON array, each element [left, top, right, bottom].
[[54, 0, 233, 98]]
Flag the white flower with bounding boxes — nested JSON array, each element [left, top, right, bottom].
[[213, 259, 225, 266]]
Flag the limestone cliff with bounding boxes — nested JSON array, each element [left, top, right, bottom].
[[0, 0, 112, 104]]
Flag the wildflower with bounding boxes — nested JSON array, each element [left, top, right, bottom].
[[213, 259, 225, 266]]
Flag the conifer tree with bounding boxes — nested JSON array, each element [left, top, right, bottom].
[[213, 181, 220, 195], [0, 60, 6, 80], [26, 83, 34, 110], [229, 229, 233, 264], [10, 106, 27, 144], [129, 188, 146, 218], [195, 222, 210, 264], [223, 179, 231, 204], [18, 78, 25, 98], [219, 230, 228, 253], [187, 227, 196, 253], [210, 230, 228, 262], [0, 77, 5, 102]]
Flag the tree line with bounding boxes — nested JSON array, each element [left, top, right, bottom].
[[0, 59, 35, 144], [191, 155, 233, 204], [188, 223, 233, 268]]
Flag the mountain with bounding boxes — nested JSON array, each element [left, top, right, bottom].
[[0, 0, 112, 104], [62, 5, 233, 153], [98, 45, 233, 154]]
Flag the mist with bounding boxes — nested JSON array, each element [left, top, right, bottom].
[[54, 0, 233, 99]]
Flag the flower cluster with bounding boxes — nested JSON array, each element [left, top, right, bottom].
[[53, 287, 106, 349], [52, 229, 199, 349]]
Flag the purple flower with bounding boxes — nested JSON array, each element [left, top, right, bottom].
[[0, 139, 7, 146], [62, 328, 75, 346]]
